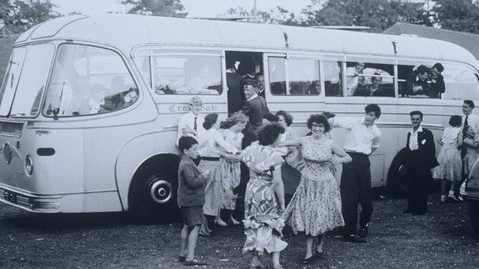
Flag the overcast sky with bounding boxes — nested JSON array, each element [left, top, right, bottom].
[[51, 0, 314, 17]]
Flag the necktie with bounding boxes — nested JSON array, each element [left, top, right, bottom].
[[463, 115, 469, 138], [193, 117, 197, 131]]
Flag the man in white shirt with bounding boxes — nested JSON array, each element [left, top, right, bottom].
[[462, 100, 479, 139], [403, 111, 438, 215], [346, 62, 367, 96], [459, 100, 479, 199], [176, 97, 205, 146], [331, 104, 382, 243]]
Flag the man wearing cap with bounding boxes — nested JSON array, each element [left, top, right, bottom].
[[241, 80, 277, 148], [176, 97, 206, 146]]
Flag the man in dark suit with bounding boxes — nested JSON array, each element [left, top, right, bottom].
[[403, 110, 439, 215], [404, 65, 431, 97], [428, 63, 445, 98], [241, 81, 277, 148], [226, 60, 245, 115]]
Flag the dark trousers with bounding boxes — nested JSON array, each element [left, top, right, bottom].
[[405, 150, 430, 213], [406, 169, 430, 213], [340, 153, 373, 235]]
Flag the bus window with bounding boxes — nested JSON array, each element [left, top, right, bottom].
[[324, 61, 342, 97], [398, 63, 447, 99], [345, 61, 394, 97], [9, 45, 53, 117], [288, 58, 320, 96], [152, 55, 222, 95], [0, 47, 26, 116], [269, 57, 287, 95], [43, 44, 138, 117], [442, 63, 479, 100]]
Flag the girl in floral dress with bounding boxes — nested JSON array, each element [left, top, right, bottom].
[[280, 114, 351, 264], [219, 112, 247, 225], [240, 123, 287, 269]]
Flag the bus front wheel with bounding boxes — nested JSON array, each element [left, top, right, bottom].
[[129, 172, 179, 222]]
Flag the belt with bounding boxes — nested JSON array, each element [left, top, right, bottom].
[[346, 151, 368, 157], [200, 156, 221, 161]]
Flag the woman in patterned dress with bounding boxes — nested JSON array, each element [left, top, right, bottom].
[[280, 114, 351, 264], [240, 123, 287, 269], [219, 112, 248, 225]]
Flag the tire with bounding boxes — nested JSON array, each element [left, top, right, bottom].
[[129, 172, 179, 223], [386, 147, 409, 198], [468, 202, 479, 234]]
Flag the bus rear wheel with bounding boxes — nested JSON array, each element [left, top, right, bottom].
[[386, 147, 409, 198], [129, 172, 179, 223]]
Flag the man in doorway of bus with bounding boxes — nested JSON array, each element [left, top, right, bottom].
[[241, 80, 277, 149], [177, 136, 210, 266], [428, 63, 445, 98], [329, 104, 382, 243], [459, 100, 479, 199], [405, 65, 431, 97], [403, 111, 439, 215], [238, 81, 278, 199], [176, 97, 206, 146], [346, 62, 367, 96], [226, 59, 246, 115]]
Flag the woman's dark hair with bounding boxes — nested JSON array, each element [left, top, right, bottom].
[[449, 115, 462, 127], [257, 123, 285, 146], [275, 110, 293, 126], [178, 136, 198, 152], [220, 112, 248, 129], [203, 113, 218, 130], [306, 114, 331, 132]]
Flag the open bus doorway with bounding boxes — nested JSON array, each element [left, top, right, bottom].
[[225, 51, 264, 116]]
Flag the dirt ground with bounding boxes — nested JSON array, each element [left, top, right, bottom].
[[1, 195, 478, 269]]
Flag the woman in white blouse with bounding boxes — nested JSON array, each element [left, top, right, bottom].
[[197, 113, 238, 235]]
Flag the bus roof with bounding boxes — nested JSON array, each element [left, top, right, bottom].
[[16, 14, 477, 65]]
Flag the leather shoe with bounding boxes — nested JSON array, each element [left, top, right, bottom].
[[358, 224, 369, 238], [178, 255, 186, 263], [302, 254, 316, 264], [183, 259, 207, 266], [344, 234, 366, 243], [403, 209, 414, 214]]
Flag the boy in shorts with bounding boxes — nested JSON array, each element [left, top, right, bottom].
[[177, 136, 210, 266]]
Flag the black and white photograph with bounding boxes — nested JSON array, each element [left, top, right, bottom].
[[1, 0, 479, 268]]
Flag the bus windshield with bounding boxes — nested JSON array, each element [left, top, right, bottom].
[[10, 44, 54, 117], [0, 46, 50, 117]]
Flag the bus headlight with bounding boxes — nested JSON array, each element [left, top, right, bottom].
[[25, 155, 33, 176]]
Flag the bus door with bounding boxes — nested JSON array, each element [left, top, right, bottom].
[[264, 53, 323, 137], [224, 51, 263, 116]]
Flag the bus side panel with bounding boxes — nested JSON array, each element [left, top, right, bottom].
[[115, 130, 179, 210]]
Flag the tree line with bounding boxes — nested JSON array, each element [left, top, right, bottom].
[[0, 0, 478, 34]]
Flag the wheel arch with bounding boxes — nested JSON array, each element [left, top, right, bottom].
[[127, 153, 180, 208], [114, 131, 180, 212]]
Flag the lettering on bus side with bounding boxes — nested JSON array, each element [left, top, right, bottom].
[[168, 104, 218, 113]]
